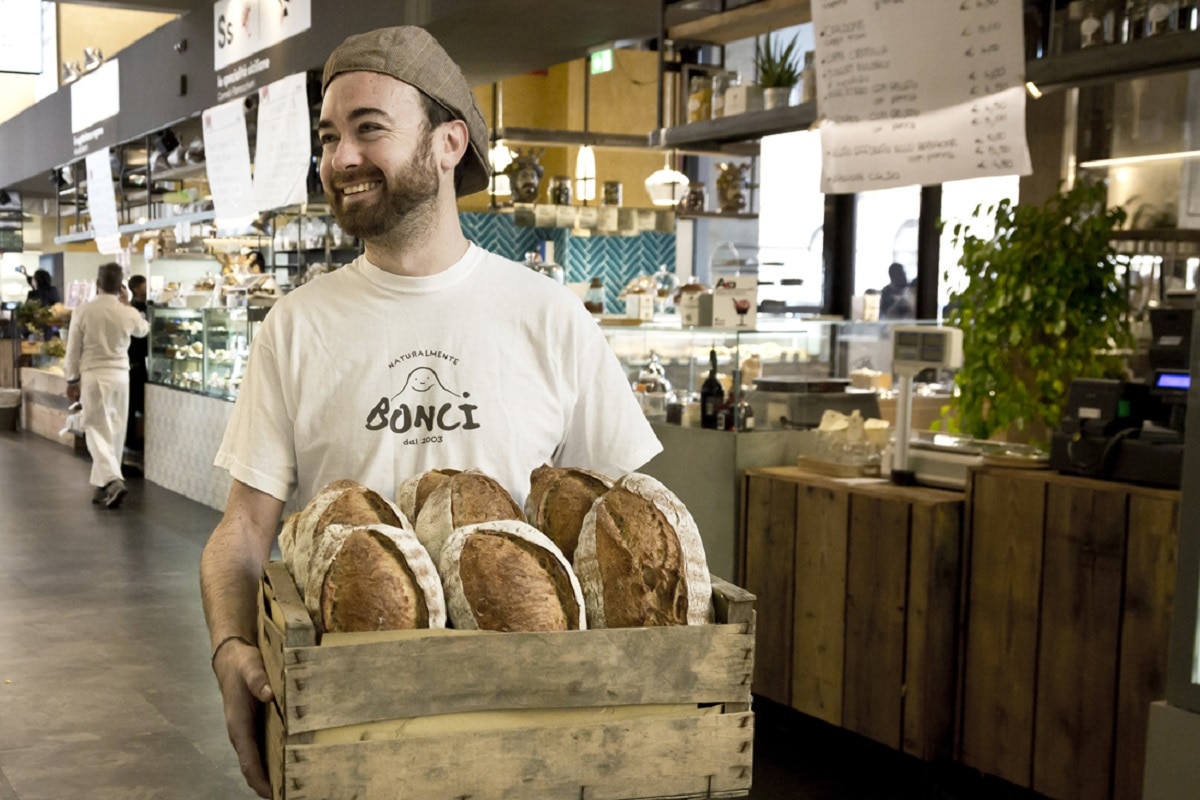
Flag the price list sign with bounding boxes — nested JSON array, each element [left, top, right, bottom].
[[812, 0, 1032, 193]]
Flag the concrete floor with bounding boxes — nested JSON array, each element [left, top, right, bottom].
[[0, 430, 1045, 800]]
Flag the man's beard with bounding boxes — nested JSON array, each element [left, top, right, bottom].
[[326, 131, 439, 241]]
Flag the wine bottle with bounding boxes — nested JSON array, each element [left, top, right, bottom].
[[700, 348, 725, 430]]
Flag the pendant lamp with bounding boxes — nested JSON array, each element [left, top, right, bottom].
[[644, 152, 690, 207]]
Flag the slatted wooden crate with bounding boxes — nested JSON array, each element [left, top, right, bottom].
[[257, 560, 756, 800]]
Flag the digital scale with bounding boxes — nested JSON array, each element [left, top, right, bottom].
[[890, 326, 964, 486]]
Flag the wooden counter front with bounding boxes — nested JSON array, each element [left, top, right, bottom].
[[958, 466, 1179, 800], [20, 367, 72, 447], [741, 466, 964, 761]]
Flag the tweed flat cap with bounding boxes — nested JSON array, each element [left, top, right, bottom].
[[323, 26, 490, 197]]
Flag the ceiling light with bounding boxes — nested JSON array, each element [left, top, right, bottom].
[[1025, 81, 1043, 99], [61, 61, 80, 85], [575, 145, 596, 203], [488, 142, 514, 198], [82, 47, 105, 73], [644, 153, 690, 207]]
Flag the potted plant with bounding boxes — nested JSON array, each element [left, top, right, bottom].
[[942, 178, 1133, 447], [755, 32, 802, 110]]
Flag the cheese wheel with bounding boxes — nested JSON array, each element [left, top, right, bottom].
[[307, 523, 446, 634], [575, 472, 713, 628], [524, 465, 613, 563], [439, 519, 585, 632], [395, 468, 462, 523], [415, 469, 525, 564]]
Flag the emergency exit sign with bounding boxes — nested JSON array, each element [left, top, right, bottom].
[[589, 49, 613, 75]]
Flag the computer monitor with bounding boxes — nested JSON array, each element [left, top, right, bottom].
[[1149, 307, 1194, 372]]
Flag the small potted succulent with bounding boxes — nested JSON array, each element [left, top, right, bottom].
[[755, 32, 802, 109]]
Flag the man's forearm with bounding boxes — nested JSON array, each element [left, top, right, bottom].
[[200, 482, 283, 651]]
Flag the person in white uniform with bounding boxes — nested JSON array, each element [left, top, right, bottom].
[[199, 26, 662, 798], [63, 262, 150, 509]]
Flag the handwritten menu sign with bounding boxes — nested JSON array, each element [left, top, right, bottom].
[[252, 72, 311, 213], [812, 0, 1031, 193], [84, 148, 122, 255], [202, 98, 257, 231]]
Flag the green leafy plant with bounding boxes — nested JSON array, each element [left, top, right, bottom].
[[43, 337, 65, 358], [755, 33, 802, 88], [15, 300, 52, 337], [943, 178, 1133, 446]]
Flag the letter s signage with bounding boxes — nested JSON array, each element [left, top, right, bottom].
[[216, 14, 234, 49]]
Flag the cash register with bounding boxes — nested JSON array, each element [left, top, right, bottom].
[[1049, 305, 1191, 488]]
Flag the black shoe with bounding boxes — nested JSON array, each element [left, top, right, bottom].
[[92, 486, 106, 504], [104, 479, 128, 509]]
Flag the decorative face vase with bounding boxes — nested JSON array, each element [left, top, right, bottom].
[[505, 148, 545, 204], [716, 162, 752, 214]]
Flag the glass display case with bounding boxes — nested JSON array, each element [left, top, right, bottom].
[[148, 306, 266, 400], [600, 316, 954, 431]]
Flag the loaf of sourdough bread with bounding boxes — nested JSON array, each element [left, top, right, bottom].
[[574, 473, 712, 628], [395, 468, 462, 523], [415, 469, 525, 563], [439, 519, 585, 632], [524, 464, 613, 562], [306, 522, 445, 634]]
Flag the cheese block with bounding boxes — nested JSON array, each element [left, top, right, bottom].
[[524, 464, 613, 562], [306, 523, 446, 634], [415, 469, 525, 563], [575, 472, 713, 628], [395, 468, 462, 523], [439, 519, 585, 632]]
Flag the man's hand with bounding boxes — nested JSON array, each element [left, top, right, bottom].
[[212, 638, 274, 798], [66, 382, 80, 404], [118, 284, 131, 304]]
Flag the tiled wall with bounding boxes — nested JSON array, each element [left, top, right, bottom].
[[460, 212, 676, 312], [144, 385, 234, 512]]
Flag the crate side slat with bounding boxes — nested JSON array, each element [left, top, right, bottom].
[[266, 696, 286, 800], [711, 575, 756, 624], [264, 561, 316, 647], [281, 711, 754, 800], [258, 586, 288, 712], [285, 625, 754, 734]]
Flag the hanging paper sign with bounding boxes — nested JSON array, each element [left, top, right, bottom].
[[84, 148, 121, 253], [252, 71, 311, 212], [812, 0, 1032, 193], [202, 98, 257, 232]]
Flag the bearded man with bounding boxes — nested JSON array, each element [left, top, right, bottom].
[[198, 26, 661, 797]]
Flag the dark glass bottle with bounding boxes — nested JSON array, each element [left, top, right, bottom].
[[700, 348, 725, 430]]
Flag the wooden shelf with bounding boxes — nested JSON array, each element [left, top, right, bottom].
[[677, 211, 758, 220], [651, 101, 815, 150], [1026, 32, 1200, 93], [668, 0, 812, 45]]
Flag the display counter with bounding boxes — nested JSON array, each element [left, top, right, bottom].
[[148, 305, 266, 400], [20, 367, 73, 448]]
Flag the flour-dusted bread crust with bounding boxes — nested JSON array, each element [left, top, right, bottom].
[[524, 465, 613, 562], [278, 512, 302, 579], [575, 472, 713, 628], [395, 468, 462, 523], [439, 519, 585, 632], [415, 469, 525, 564], [306, 523, 445, 634]]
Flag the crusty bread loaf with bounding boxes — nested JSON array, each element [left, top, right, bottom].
[[524, 465, 613, 562], [395, 468, 462, 523], [439, 520, 585, 632], [575, 473, 712, 628], [416, 469, 525, 563], [307, 523, 446, 634]]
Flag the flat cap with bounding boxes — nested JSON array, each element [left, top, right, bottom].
[[323, 26, 490, 197]]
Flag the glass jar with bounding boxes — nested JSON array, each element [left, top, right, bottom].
[[549, 175, 571, 205], [711, 71, 738, 119], [602, 180, 623, 206], [678, 182, 707, 214], [687, 75, 713, 123], [583, 277, 605, 314], [1146, 0, 1180, 34]]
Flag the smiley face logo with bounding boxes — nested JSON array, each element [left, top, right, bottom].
[[393, 367, 463, 400]]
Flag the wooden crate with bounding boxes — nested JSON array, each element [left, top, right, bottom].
[[957, 467, 1179, 800], [258, 561, 756, 800], [741, 467, 963, 761]]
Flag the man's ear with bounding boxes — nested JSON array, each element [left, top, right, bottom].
[[436, 119, 470, 175]]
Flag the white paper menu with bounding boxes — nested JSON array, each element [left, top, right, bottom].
[[252, 72, 312, 213], [202, 98, 257, 231], [812, 0, 1032, 194], [84, 148, 122, 255]]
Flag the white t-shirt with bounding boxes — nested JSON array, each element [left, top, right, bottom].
[[215, 244, 661, 508], [62, 294, 150, 380]]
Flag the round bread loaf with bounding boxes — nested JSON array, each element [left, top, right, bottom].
[[278, 512, 302, 576], [287, 480, 409, 602], [307, 523, 446, 634], [574, 472, 713, 628], [395, 468, 462, 523], [439, 519, 585, 632], [524, 464, 613, 562], [415, 469, 525, 563]]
